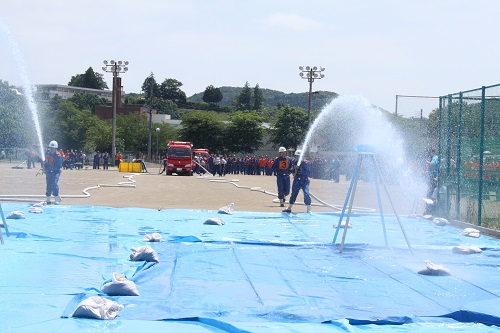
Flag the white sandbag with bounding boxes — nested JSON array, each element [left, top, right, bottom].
[[333, 221, 352, 228], [29, 207, 43, 214], [461, 228, 480, 238], [72, 296, 124, 320], [452, 245, 482, 255], [101, 272, 140, 296], [204, 218, 225, 225], [130, 245, 159, 262], [418, 260, 451, 276], [432, 217, 449, 226], [6, 211, 25, 219], [142, 232, 162, 242], [218, 203, 234, 215]]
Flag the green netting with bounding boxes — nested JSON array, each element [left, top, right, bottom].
[[438, 84, 500, 228]]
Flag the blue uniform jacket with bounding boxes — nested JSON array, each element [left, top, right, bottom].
[[272, 156, 293, 176], [45, 151, 63, 173], [294, 159, 310, 181]]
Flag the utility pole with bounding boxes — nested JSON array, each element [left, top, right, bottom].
[[147, 75, 154, 161], [102, 60, 128, 164], [299, 66, 325, 128]]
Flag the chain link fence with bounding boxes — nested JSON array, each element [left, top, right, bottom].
[[438, 84, 500, 229]]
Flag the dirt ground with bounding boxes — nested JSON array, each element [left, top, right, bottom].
[[0, 161, 419, 214]]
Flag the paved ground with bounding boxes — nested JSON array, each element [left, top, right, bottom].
[[0, 161, 419, 214]]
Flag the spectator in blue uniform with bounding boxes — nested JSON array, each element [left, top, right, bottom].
[[283, 150, 312, 213], [272, 147, 293, 207], [44, 140, 63, 204]]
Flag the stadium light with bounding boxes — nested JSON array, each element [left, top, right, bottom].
[[102, 60, 128, 164], [299, 66, 325, 127]]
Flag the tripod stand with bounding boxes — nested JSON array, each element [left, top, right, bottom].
[[332, 147, 413, 255]]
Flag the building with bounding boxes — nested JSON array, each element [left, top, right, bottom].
[[36, 84, 114, 103]]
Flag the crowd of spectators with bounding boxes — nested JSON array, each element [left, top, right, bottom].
[[60, 149, 87, 170], [191, 154, 355, 181]]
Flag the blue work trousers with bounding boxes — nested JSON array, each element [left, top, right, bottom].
[[276, 174, 290, 199], [289, 178, 311, 205], [45, 171, 61, 197]]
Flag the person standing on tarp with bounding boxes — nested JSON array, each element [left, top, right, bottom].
[[283, 150, 312, 213], [44, 140, 63, 204], [272, 147, 293, 207]]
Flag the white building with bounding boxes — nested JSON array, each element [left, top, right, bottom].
[[35, 84, 114, 102]]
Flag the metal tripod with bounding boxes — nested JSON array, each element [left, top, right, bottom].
[[332, 150, 413, 254]]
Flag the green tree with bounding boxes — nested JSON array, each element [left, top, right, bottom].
[[154, 98, 180, 119], [153, 123, 178, 154], [69, 92, 107, 112], [85, 119, 111, 153], [141, 73, 161, 100], [0, 80, 34, 149], [224, 111, 264, 154], [160, 78, 187, 105], [116, 113, 150, 154], [202, 85, 223, 105], [68, 67, 108, 90], [179, 111, 225, 152], [269, 105, 308, 150], [253, 83, 264, 111], [236, 81, 253, 111], [45, 99, 103, 150]]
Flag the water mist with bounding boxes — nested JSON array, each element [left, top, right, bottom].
[[0, 21, 45, 161]]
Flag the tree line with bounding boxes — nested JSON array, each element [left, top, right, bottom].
[[0, 66, 461, 160], [0, 73, 310, 157]]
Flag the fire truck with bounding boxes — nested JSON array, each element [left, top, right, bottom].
[[192, 148, 209, 157], [166, 141, 193, 176]]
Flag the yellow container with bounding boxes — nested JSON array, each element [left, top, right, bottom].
[[119, 162, 142, 173]]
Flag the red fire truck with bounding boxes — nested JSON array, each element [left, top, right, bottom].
[[166, 141, 193, 176]]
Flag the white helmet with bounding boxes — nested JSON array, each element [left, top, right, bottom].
[[294, 150, 302, 156], [278, 147, 286, 153], [48, 140, 58, 149]]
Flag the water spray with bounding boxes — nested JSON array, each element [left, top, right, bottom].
[[0, 21, 45, 161]]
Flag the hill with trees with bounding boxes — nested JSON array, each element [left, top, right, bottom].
[[188, 87, 339, 111]]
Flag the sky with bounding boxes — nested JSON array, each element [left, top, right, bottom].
[[1, 0, 500, 118]]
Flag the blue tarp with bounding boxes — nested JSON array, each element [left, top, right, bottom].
[[0, 203, 499, 332]]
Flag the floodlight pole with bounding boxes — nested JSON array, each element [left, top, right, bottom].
[[299, 66, 325, 127], [102, 60, 129, 164], [147, 77, 153, 161]]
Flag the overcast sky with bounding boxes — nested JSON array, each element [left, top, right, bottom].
[[1, 0, 499, 117]]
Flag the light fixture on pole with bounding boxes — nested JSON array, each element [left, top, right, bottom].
[[147, 75, 154, 162], [102, 60, 129, 165], [299, 66, 325, 127]]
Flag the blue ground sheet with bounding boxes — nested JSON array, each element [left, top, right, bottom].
[[0, 202, 499, 332]]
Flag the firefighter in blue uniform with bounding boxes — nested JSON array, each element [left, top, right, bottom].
[[44, 140, 63, 204], [282, 150, 312, 213], [272, 147, 293, 207]]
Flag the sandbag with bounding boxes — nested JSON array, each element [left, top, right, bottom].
[[418, 260, 451, 276], [452, 245, 482, 255], [432, 217, 449, 226], [333, 221, 352, 228], [72, 296, 124, 320], [142, 232, 162, 242], [29, 207, 43, 214], [218, 203, 234, 215], [204, 218, 225, 225], [461, 227, 480, 238], [6, 211, 25, 219], [130, 245, 159, 262], [101, 272, 140, 296]]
